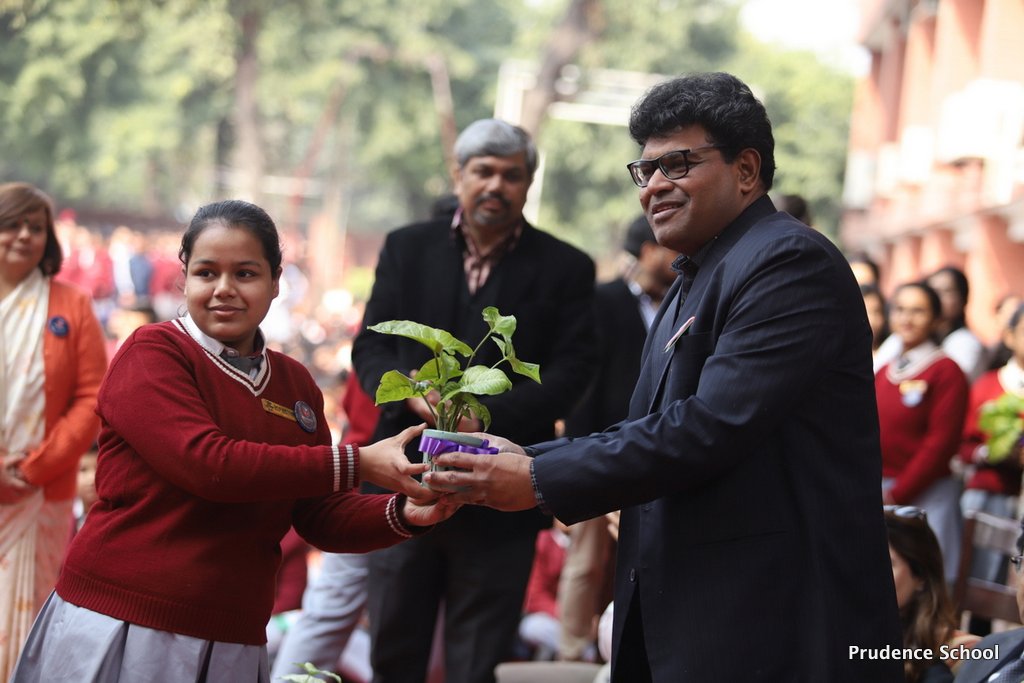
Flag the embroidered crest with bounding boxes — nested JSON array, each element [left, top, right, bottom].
[[899, 379, 928, 407], [294, 400, 317, 433]]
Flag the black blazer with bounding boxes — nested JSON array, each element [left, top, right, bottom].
[[532, 196, 903, 681], [564, 278, 648, 438], [352, 217, 597, 532]]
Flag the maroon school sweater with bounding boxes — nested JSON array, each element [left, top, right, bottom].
[[57, 319, 412, 645], [876, 349, 968, 504]]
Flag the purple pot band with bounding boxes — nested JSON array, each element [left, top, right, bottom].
[[419, 434, 499, 457]]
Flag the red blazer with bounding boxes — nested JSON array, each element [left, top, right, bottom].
[[19, 280, 107, 501]]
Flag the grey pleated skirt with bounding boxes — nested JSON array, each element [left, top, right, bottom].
[[10, 593, 270, 683]]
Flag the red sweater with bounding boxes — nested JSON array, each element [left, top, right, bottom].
[[57, 320, 412, 645], [876, 353, 968, 503], [958, 370, 1024, 495]]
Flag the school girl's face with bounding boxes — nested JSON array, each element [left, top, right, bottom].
[[183, 223, 279, 356], [889, 287, 936, 351]]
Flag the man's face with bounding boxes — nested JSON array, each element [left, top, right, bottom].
[[637, 241, 679, 300], [453, 152, 531, 237], [638, 125, 758, 256]]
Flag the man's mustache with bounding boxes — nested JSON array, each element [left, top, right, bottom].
[[475, 193, 510, 209]]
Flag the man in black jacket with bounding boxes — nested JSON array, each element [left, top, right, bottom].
[[352, 118, 596, 683]]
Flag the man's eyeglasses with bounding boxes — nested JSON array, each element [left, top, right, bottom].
[[626, 144, 725, 188], [883, 505, 928, 521], [1012, 555, 1024, 574]]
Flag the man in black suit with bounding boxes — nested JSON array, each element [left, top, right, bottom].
[[351, 118, 596, 683], [556, 215, 675, 661], [954, 521, 1024, 682], [427, 73, 903, 681]]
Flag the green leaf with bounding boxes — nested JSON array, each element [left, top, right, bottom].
[[461, 393, 492, 430], [493, 338, 542, 384], [368, 320, 472, 357], [978, 393, 1024, 463], [374, 369, 421, 405], [441, 365, 511, 401], [415, 353, 462, 384], [482, 306, 517, 338], [279, 661, 343, 682]]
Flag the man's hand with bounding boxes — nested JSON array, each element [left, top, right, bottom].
[[422, 450, 537, 511], [358, 424, 432, 501], [466, 432, 526, 455]]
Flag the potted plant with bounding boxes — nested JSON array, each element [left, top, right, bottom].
[[368, 306, 541, 486], [978, 392, 1024, 463]]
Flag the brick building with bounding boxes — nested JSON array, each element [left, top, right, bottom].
[[841, 0, 1024, 342]]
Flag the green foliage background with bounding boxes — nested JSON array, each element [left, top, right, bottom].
[[0, 0, 854, 262]]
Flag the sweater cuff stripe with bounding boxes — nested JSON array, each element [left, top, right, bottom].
[[345, 444, 359, 490], [386, 495, 414, 538], [331, 445, 341, 492]]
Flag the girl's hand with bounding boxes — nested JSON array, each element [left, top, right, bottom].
[[401, 493, 461, 527], [358, 424, 432, 500]]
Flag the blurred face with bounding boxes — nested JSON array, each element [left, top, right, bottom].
[[183, 223, 279, 356], [77, 452, 98, 510], [997, 296, 1022, 330], [638, 125, 759, 256], [889, 286, 937, 351], [637, 241, 679, 300], [453, 152, 531, 238], [890, 544, 923, 611], [927, 271, 963, 324], [1006, 313, 1024, 367], [0, 207, 48, 285], [863, 291, 886, 348], [850, 262, 877, 287]]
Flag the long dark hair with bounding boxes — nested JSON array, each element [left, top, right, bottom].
[[885, 510, 958, 683]]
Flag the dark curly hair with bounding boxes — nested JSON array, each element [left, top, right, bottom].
[[628, 72, 776, 191]]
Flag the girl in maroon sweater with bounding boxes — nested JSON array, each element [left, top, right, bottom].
[[877, 281, 968, 584], [958, 302, 1024, 593], [11, 200, 458, 683]]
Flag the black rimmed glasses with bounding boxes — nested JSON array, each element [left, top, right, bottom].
[[1012, 554, 1024, 574], [626, 144, 725, 188], [883, 505, 928, 521]]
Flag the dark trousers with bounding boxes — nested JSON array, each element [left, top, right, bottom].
[[367, 511, 538, 683], [613, 591, 653, 683]]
